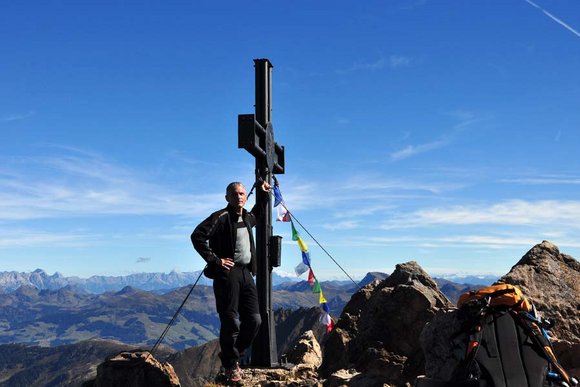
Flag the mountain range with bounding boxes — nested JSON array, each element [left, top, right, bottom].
[[0, 270, 484, 353], [0, 280, 356, 351], [0, 269, 299, 294], [0, 269, 494, 295]]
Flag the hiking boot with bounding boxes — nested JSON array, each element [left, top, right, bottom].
[[225, 362, 242, 383]]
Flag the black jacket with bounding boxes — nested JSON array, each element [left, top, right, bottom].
[[191, 204, 260, 278]]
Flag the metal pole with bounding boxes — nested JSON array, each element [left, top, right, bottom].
[[251, 58, 278, 367]]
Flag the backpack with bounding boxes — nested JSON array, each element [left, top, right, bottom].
[[416, 284, 578, 387]]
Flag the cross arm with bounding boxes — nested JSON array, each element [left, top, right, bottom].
[[238, 114, 285, 174]]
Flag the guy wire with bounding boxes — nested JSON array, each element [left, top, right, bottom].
[[279, 202, 361, 291], [147, 267, 206, 361]]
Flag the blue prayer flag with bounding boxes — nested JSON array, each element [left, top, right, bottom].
[[273, 186, 284, 207]]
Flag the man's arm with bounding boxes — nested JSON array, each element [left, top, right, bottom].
[[249, 180, 271, 222], [191, 211, 236, 271], [191, 212, 223, 266]]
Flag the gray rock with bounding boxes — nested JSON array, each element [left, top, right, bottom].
[[285, 330, 322, 367], [320, 261, 452, 385], [496, 240, 580, 342], [86, 350, 180, 387]]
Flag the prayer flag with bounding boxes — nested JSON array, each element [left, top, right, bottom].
[[274, 181, 335, 333], [276, 205, 291, 222], [294, 262, 309, 276], [297, 238, 308, 252], [312, 279, 321, 293], [273, 186, 284, 207], [291, 222, 300, 241], [320, 312, 331, 325], [326, 318, 334, 332]]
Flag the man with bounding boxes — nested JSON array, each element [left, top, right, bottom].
[[191, 181, 269, 383]]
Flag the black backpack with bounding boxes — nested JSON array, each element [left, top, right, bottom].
[[416, 284, 577, 387]]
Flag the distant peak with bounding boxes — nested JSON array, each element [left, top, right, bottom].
[[116, 286, 138, 295], [358, 272, 389, 288]]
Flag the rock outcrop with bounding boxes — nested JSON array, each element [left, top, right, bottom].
[[276, 307, 328, 357], [84, 350, 180, 387], [319, 261, 452, 386], [496, 240, 580, 342], [285, 330, 322, 367]]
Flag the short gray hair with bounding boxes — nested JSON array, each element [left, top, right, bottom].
[[226, 182, 245, 196]]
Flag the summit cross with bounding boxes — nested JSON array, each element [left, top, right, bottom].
[[237, 58, 285, 367]]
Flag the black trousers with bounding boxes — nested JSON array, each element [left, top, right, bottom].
[[213, 265, 261, 368]]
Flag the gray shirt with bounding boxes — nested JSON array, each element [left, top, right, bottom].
[[234, 215, 252, 265]]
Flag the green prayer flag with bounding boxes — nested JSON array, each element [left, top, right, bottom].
[[291, 221, 300, 241], [312, 279, 321, 293]]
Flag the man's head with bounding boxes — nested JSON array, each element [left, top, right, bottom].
[[225, 182, 247, 213]]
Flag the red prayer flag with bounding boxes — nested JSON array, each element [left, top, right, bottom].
[[327, 318, 334, 333], [308, 269, 315, 286]]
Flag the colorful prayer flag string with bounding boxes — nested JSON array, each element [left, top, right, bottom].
[[273, 183, 334, 332]]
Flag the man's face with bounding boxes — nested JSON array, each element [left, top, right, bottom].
[[226, 184, 247, 211]]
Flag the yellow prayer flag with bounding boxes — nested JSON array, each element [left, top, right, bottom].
[[297, 238, 308, 252], [319, 291, 327, 304]]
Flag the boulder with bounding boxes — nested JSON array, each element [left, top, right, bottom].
[[319, 261, 452, 385], [284, 330, 322, 367], [496, 240, 580, 342], [86, 350, 180, 387]]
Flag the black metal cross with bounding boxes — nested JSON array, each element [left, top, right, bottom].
[[238, 58, 285, 367]]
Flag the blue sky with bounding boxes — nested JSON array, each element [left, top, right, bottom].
[[1, 0, 580, 280]]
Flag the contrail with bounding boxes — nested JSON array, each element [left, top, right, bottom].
[[525, 0, 580, 38]]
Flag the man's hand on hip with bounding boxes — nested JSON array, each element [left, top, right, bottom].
[[219, 258, 235, 271]]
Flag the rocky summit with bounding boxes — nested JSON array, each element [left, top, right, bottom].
[[496, 240, 580, 342], [319, 261, 452, 386]]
